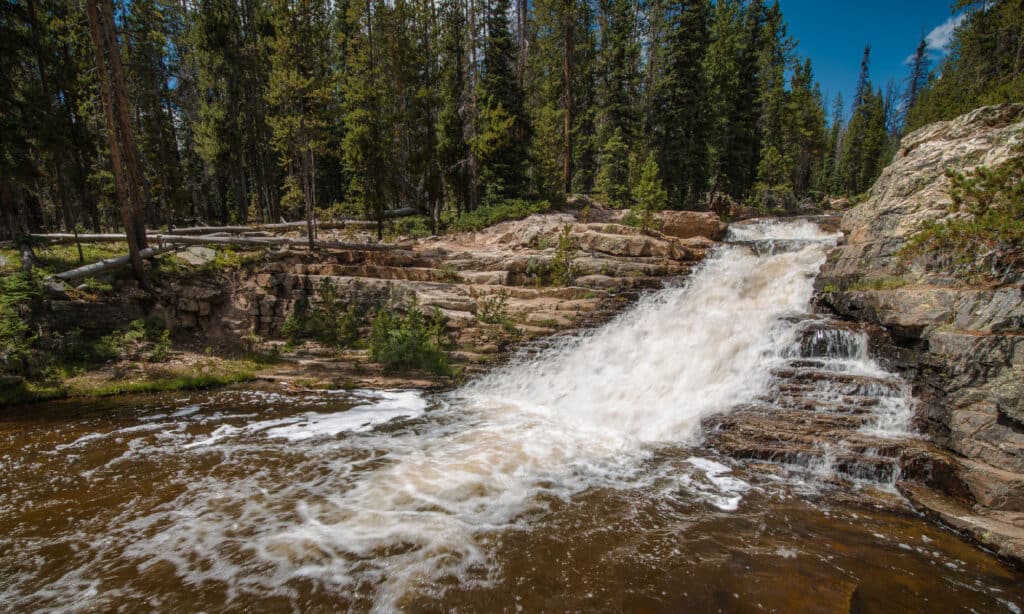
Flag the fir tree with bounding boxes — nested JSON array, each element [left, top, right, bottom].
[[596, 0, 641, 144], [630, 151, 667, 231], [649, 0, 711, 208], [595, 127, 630, 207], [477, 0, 531, 203]]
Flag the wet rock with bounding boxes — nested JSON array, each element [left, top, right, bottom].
[[815, 104, 1024, 546], [899, 483, 1024, 565]]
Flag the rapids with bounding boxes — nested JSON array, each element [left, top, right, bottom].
[[1, 220, 1021, 612]]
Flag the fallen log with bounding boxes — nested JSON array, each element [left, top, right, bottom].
[[54, 244, 179, 283], [31, 232, 403, 251], [148, 234, 403, 251], [30, 233, 129, 243], [384, 207, 418, 218]]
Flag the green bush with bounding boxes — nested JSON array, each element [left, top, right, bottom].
[[477, 290, 512, 326], [550, 224, 578, 287], [148, 330, 172, 363], [901, 144, 1023, 281], [0, 273, 41, 373], [283, 279, 363, 348], [388, 215, 434, 239], [368, 300, 450, 375], [627, 152, 667, 231], [448, 199, 551, 233]]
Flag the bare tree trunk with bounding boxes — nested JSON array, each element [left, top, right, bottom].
[[562, 0, 574, 194], [99, 0, 148, 252], [466, 0, 480, 212], [87, 0, 146, 282]]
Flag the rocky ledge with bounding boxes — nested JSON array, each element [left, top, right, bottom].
[[815, 104, 1024, 563], [140, 208, 725, 385]]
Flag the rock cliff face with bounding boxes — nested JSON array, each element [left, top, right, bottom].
[[816, 104, 1024, 560]]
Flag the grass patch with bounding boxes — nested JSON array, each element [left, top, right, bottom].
[[77, 366, 256, 398], [447, 199, 551, 233], [33, 242, 128, 276], [1, 359, 260, 406]]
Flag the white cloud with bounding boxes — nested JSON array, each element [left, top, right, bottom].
[[925, 13, 967, 54]]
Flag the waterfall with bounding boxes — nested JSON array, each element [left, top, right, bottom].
[[165, 219, 853, 607]]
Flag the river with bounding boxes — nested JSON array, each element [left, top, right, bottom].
[[1, 220, 1021, 612]]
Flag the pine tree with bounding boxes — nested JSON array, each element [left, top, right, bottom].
[[703, 0, 745, 198], [266, 0, 333, 247], [630, 151, 667, 231], [783, 58, 826, 196], [342, 0, 391, 239], [903, 36, 930, 117], [595, 0, 641, 143], [476, 0, 531, 203], [906, 0, 1023, 131], [436, 0, 470, 219], [649, 0, 711, 208], [86, 0, 148, 279], [123, 0, 188, 227], [718, 0, 764, 199], [594, 127, 630, 207]]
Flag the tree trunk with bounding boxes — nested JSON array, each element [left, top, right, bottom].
[[99, 0, 147, 252], [86, 0, 146, 282], [562, 0, 574, 194]]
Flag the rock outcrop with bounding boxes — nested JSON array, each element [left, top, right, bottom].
[[815, 104, 1024, 562], [154, 211, 719, 379]]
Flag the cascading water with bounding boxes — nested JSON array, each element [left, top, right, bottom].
[[1, 219, 1020, 613]]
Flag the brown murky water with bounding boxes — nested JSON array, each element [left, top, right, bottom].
[[1, 387, 1021, 613]]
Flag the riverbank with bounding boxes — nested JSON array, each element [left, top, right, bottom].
[[1, 204, 727, 407]]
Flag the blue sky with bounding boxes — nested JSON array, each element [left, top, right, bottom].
[[779, 0, 965, 116]]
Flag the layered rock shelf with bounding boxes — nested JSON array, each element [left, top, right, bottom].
[[141, 209, 725, 385], [815, 104, 1024, 563]]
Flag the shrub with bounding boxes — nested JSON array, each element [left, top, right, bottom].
[[477, 290, 512, 326], [448, 199, 551, 233], [550, 224, 578, 286], [389, 215, 434, 239], [368, 300, 450, 375], [901, 144, 1023, 281], [0, 273, 40, 373], [438, 263, 462, 282], [147, 330, 172, 363], [283, 279, 363, 348], [627, 152, 667, 232]]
